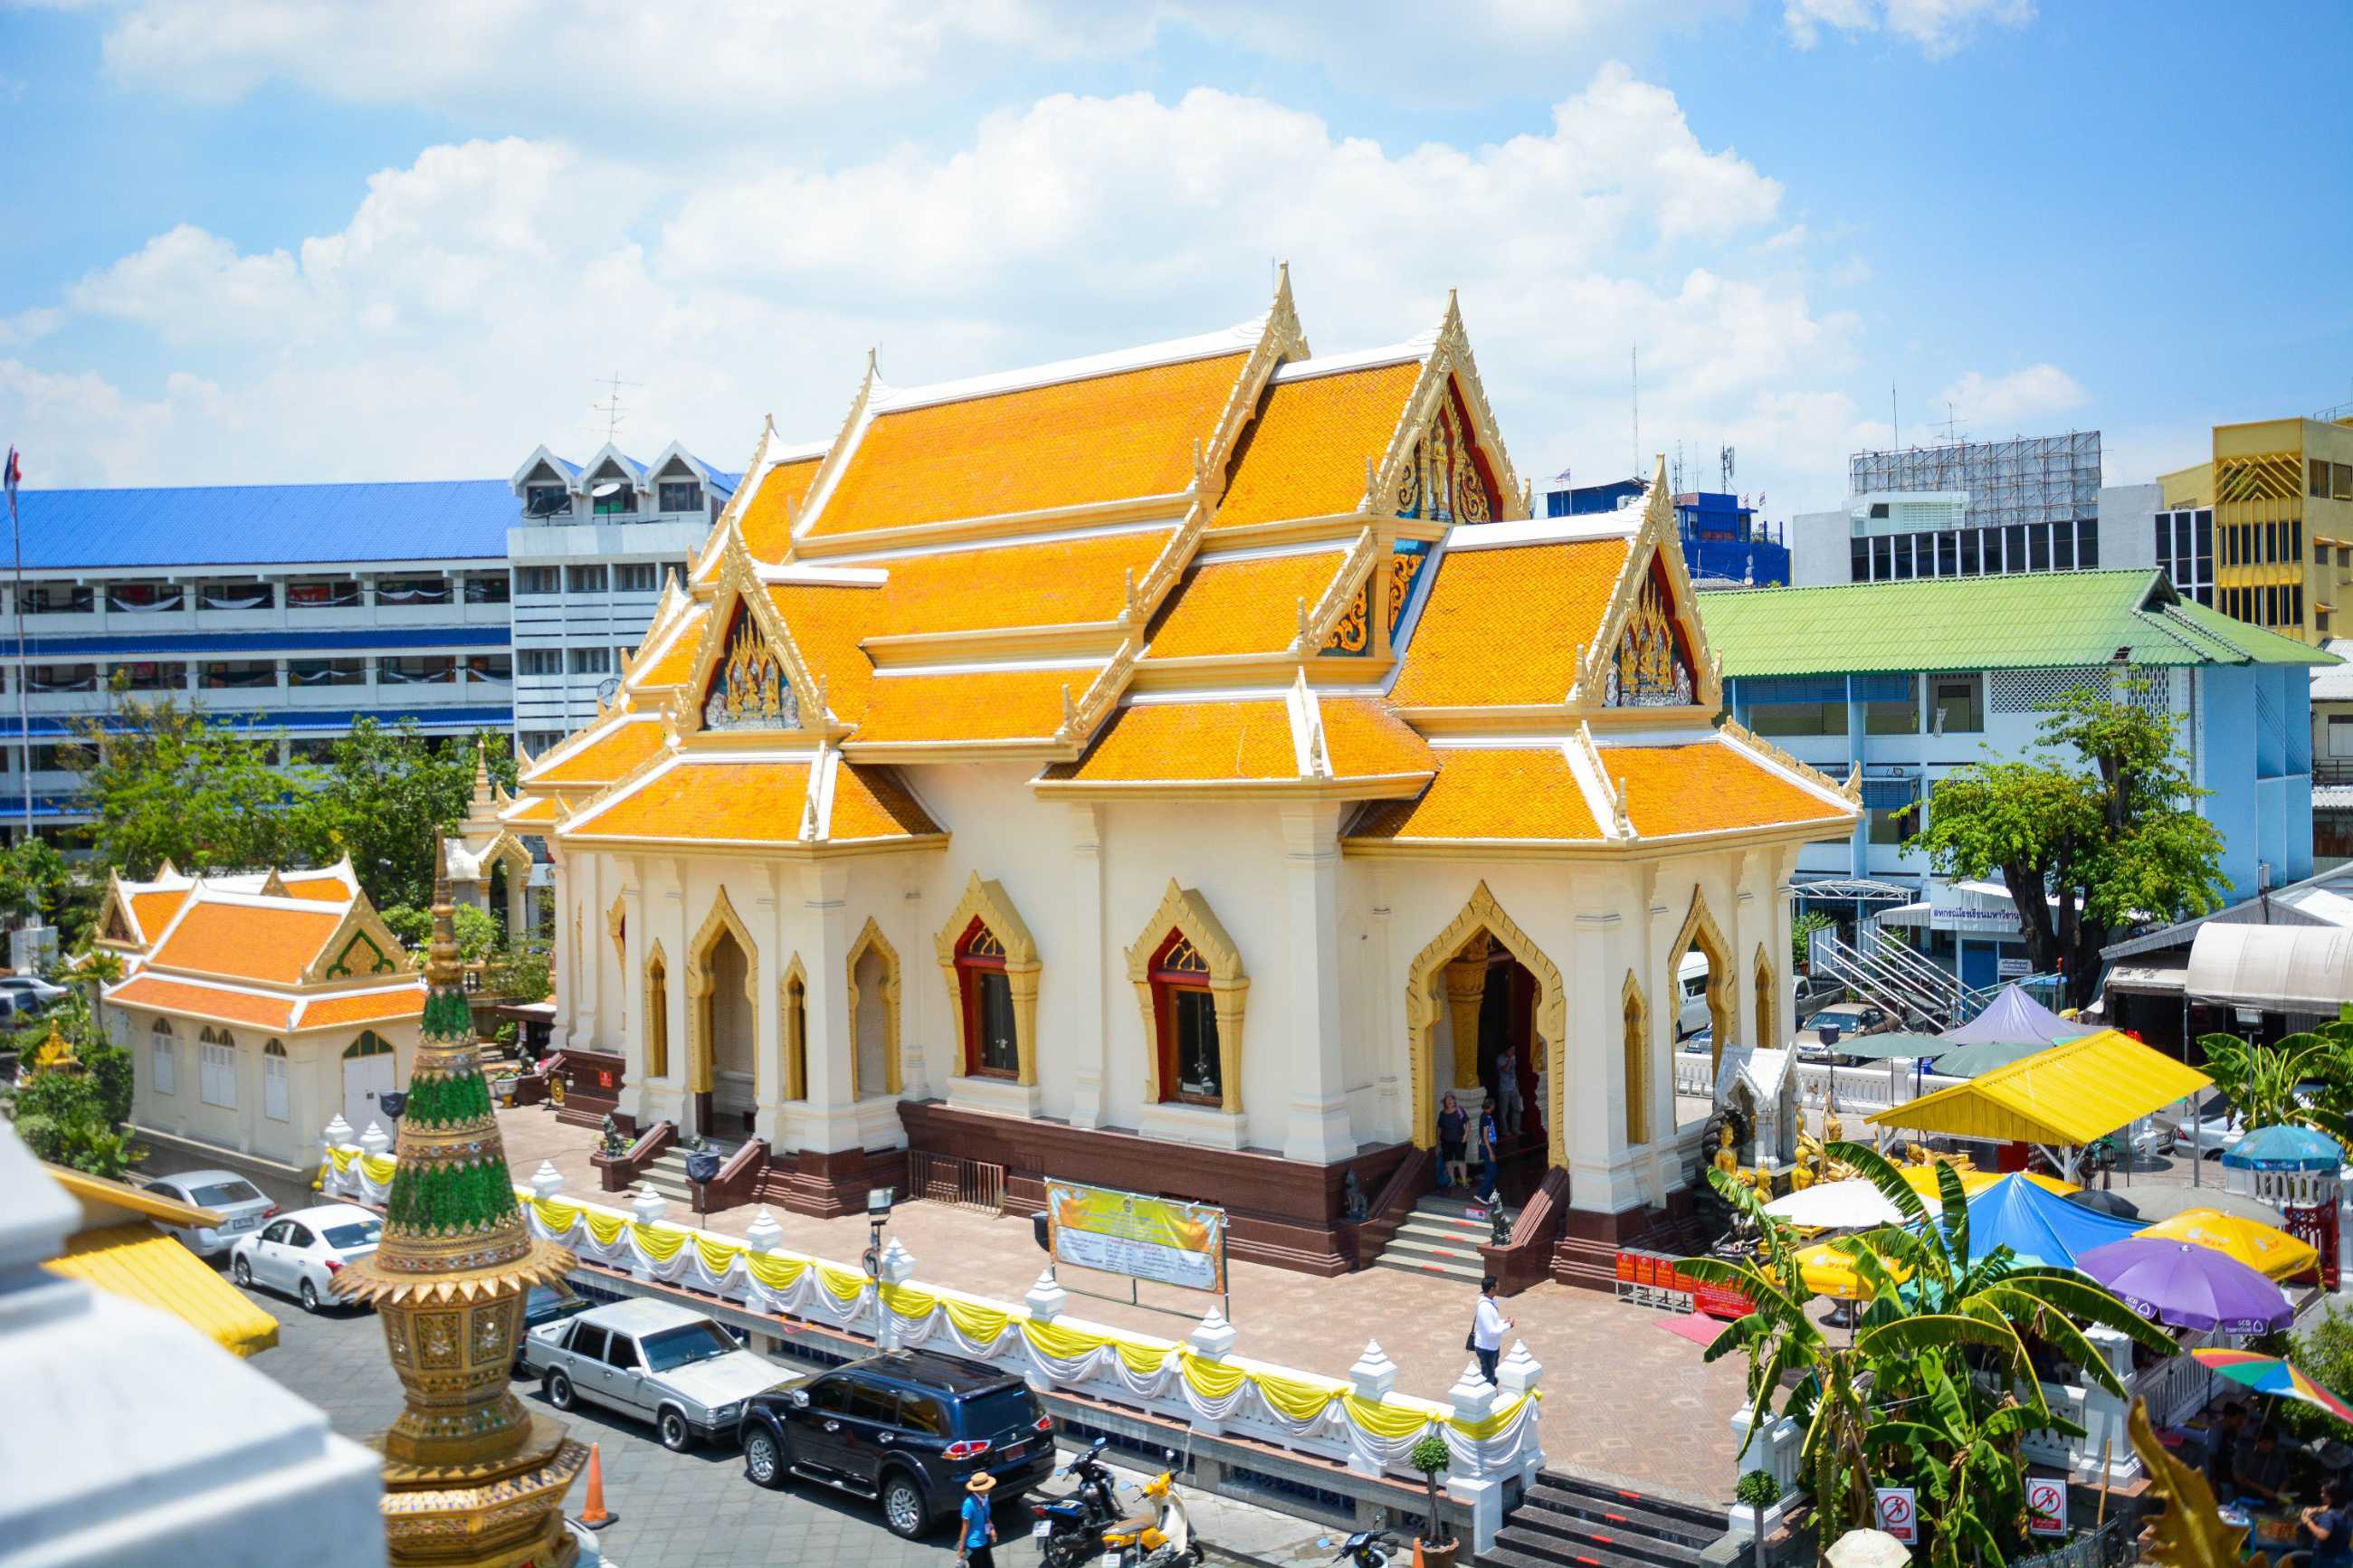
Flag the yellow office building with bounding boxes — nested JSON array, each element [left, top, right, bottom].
[[2161, 413, 2353, 645]]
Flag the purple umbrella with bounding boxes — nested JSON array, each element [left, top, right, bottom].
[[2078, 1238, 2294, 1335]]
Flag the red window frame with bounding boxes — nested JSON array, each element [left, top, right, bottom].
[[954, 917, 1016, 1079], [1148, 930, 1220, 1107]]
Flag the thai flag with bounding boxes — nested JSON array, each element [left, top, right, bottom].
[[3, 447, 17, 527]]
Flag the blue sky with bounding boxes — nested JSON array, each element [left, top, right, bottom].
[[4, 0, 2348, 518]]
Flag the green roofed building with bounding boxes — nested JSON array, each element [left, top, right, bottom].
[[1697, 569, 2337, 988]]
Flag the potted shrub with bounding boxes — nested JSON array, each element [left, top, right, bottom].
[[1408, 1433, 1459, 1567], [1736, 1468, 1780, 1568]]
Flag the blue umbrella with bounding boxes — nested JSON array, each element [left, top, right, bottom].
[[1961, 1173, 2140, 1270], [2223, 1124, 2346, 1173]]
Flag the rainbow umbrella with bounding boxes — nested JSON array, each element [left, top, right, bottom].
[[2191, 1349, 2353, 1426]]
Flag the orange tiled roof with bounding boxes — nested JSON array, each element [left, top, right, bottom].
[[1348, 747, 1603, 842], [1388, 538, 1629, 708], [1145, 550, 1344, 659], [567, 761, 814, 845], [634, 603, 710, 689], [1317, 698, 1438, 778], [855, 667, 1094, 745], [1605, 742, 1853, 838], [1214, 361, 1423, 528], [862, 528, 1174, 638], [807, 353, 1248, 537], [529, 717, 668, 787], [765, 583, 881, 723], [150, 902, 345, 984], [503, 794, 560, 827], [300, 987, 427, 1029], [738, 456, 826, 561], [110, 974, 297, 1031], [280, 874, 350, 903], [829, 765, 944, 841], [1045, 700, 1300, 784], [128, 889, 191, 941]]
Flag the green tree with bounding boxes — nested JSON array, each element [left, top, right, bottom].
[[303, 720, 514, 910], [481, 939, 552, 1004], [6, 1065, 142, 1179], [1792, 910, 1833, 974], [72, 946, 126, 1045], [382, 901, 500, 965], [1906, 683, 2225, 1009], [66, 693, 316, 878]]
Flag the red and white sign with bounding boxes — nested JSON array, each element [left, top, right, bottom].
[[2027, 1478, 2069, 1537], [1873, 1487, 1917, 1545]]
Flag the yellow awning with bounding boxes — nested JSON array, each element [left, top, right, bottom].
[[44, 1223, 280, 1357], [1866, 1028, 2210, 1146], [2135, 1208, 2320, 1283], [1791, 1237, 1913, 1301]]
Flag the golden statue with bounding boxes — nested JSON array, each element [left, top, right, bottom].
[[1714, 1123, 1740, 1180], [1749, 1164, 1776, 1202]]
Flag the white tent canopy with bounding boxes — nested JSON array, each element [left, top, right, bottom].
[[2186, 922, 2353, 1013]]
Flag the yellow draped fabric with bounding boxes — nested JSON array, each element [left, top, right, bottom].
[[816, 1263, 870, 1304], [631, 1223, 687, 1263], [581, 1210, 631, 1249], [1868, 1029, 2210, 1145], [744, 1251, 812, 1292], [1342, 1392, 1439, 1440], [47, 1223, 280, 1357], [1176, 1351, 1248, 1402], [1451, 1392, 1539, 1443], [695, 1234, 748, 1276]]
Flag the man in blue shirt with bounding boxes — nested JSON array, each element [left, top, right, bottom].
[[958, 1472, 998, 1567]]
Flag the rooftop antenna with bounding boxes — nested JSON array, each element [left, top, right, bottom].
[[1631, 344, 1640, 481], [1720, 444, 1735, 492], [590, 370, 642, 444], [1891, 382, 1900, 451]]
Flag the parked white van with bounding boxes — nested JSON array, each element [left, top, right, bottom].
[[1676, 953, 1710, 1038]]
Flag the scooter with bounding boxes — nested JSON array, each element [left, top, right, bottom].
[[1099, 1468, 1203, 1567], [1030, 1437, 1125, 1567], [1317, 1528, 1403, 1566]]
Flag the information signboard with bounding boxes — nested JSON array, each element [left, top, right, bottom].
[[1874, 1487, 1918, 1545], [2026, 1478, 2068, 1537], [1045, 1180, 1227, 1294]]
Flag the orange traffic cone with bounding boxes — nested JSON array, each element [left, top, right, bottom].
[[578, 1441, 614, 1530]]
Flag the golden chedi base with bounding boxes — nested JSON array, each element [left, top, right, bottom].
[[376, 1411, 588, 1568]]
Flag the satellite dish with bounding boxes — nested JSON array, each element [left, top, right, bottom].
[[591, 481, 622, 499]]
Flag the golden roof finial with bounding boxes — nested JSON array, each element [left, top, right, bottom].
[[426, 828, 461, 988]]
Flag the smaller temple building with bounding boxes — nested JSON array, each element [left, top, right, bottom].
[[95, 860, 425, 1176]]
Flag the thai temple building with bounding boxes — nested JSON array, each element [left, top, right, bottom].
[[503, 275, 1861, 1282]]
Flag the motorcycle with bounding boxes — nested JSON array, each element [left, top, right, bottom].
[[1029, 1437, 1125, 1567], [1097, 1468, 1203, 1567], [1318, 1528, 1403, 1566]]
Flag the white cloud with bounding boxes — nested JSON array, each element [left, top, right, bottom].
[[1937, 363, 2086, 431], [1784, 0, 2033, 57], [5, 70, 1877, 513]]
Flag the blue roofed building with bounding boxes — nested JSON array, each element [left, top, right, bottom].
[[2, 478, 517, 840], [1534, 470, 1790, 588]]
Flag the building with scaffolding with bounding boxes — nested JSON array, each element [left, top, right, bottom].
[[1788, 432, 2162, 589]]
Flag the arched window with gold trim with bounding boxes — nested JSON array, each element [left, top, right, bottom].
[[954, 918, 1019, 1079], [645, 946, 671, 1079], [1623, 974, 1649, 1148], [1148, 932, 1223, 1107]]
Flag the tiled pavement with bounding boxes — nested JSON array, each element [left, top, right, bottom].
[[497, 1107, 1750, 1506]]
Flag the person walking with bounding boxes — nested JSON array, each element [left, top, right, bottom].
[[957, 1473, 999, 1567], [1471, 1275, 1511, 1385], [1476, 1101, 1500, 1202], [1437, 1092, 1469, 1192], [1495, 1045, 1523, 1140]]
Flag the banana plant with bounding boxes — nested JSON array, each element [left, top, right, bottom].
[[2201, 1027, 2350, 1145], [1869, 1354, 2072, 1568]]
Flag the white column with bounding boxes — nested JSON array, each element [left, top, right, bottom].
[[1279, 801, 1354, 1164], [1066, 803, 1108, 1129], [752, 870, 786, 1146], [1369, 870, 1401, 1145], [567, 851, 595, 1053], [796, 860, 861, 1153], [1567, 879, 1626, 1217], [621, 860, 652, 1126]]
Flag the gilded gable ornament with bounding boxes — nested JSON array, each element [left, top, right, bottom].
[[1605, 575, 1693, 708], [1321, 583, 1370, 655], [704, 611, 798, 731]]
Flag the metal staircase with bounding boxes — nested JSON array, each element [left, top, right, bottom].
[[1805, 927, 1994, 1033]]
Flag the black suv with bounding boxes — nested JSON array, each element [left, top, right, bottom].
[[738, 1348, 1056, 1539]]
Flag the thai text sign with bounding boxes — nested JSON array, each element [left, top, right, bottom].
[[1046, 1181, 1226, 1294], [2026, 1478, 2068, 1537], [1874, 1487, 1917, 1545]]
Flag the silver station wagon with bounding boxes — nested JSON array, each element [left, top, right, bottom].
[[520, 1297, 785, 1452]]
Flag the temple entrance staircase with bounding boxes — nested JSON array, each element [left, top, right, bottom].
[[637, 1136, 745, 1207], [1369, 1192, 1511, 1283], [1479, 1470, 1723, 1568]]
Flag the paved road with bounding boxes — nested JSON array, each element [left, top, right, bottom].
[[234, 1278, 1038, 1567]]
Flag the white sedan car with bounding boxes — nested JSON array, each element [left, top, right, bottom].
[[141, 1169, 278, 1259], [229, 1203, 382, 1313]]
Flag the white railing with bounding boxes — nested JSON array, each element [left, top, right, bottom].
[[316, 1130, 1549, 1555], [2133, 1330, 2219, 1430], [1794, 1061, 1967, 1115], [1673, 1053, 1714, 1097]]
